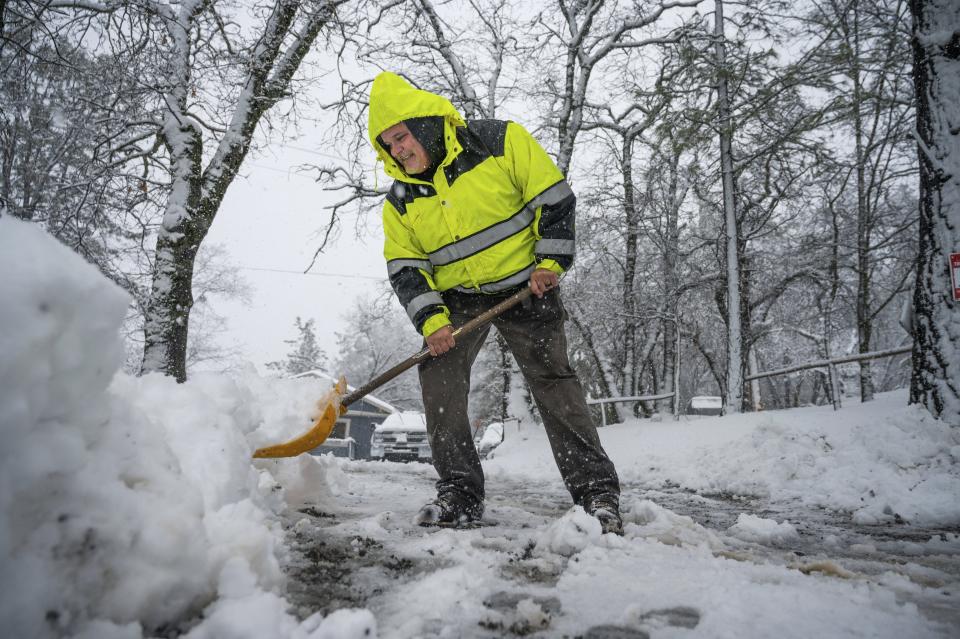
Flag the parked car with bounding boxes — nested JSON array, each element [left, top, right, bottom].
[[687, 395, 723, 416], [370, 412, 431, 463]]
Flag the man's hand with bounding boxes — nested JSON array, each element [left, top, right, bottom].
[[530, 268, 559, 298], [425, 325, 456, 356]]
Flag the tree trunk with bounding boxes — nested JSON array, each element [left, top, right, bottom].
[[738, 237, 754, 411], [852, 0, 876, 402], [908, 0, 960, 425], [622, 133, 640, 398], [748, 347, 762, 410], [715, 0, 743, 414], [496, 331, 511, 421], [568, 311, 622, 424], [660, 149, 681, 414], [140, 123, 205, 382]]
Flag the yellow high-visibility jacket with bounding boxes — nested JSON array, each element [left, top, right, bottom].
[[368, 72, 576, 337]]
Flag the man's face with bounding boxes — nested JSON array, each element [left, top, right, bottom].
[[381, 122, 430, 175]]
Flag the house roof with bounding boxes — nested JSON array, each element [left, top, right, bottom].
[[291, 370, 399, 415]]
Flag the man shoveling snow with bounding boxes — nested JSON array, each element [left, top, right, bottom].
[[367, 71, 622, 534]]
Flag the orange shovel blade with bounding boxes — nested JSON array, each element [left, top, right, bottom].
[[252, 377, 348, 459]]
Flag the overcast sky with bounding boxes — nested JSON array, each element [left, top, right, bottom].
[[204, 118, 390, 373]]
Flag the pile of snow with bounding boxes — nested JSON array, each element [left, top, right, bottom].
[[489, 387, 960, 527], [0, 217, 374, 638]]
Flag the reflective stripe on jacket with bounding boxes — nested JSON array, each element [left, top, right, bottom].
[[368, 72, 576, 336]]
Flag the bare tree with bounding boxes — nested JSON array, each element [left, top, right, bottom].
[[1, 4, 159, 291], [519, 0, 705, 420], [3, 2, 261, 375], [534, 0, 705, 176], [573, 54, 692, 420], [806, 0, 916, 401], [9, 1, 350, 382], [139, 0, 347, 381]]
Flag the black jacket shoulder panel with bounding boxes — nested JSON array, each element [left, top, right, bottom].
[[465, 119, 508, 157], [386, 180, 437, 216], [445, 119, 509, 186]]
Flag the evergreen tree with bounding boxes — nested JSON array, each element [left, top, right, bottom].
[[268, 317, 327, 377]]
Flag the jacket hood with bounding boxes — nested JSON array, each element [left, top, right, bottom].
[[367, 72, 466, 181]]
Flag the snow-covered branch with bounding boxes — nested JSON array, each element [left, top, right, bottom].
[[587, 0, 704, 65], [203, 1, 344, 205], [416, 0, 481, 118]]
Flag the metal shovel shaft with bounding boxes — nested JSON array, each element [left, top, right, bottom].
[[340, 285, 534, 407], [253, 285, 535, 458]]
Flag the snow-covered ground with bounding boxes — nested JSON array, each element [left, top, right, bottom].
[[2, 214, 959, 638]]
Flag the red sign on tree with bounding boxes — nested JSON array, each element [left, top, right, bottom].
[[952, 253, 960, 302]]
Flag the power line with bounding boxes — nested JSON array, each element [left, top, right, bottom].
[[263, 140, 367, 164], [238, 265, 386, 281], [247, 163, 319, 179], [277, 143, 350, 162]]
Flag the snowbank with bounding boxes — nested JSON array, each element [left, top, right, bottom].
[[0, 217, 374, 638], [488, 388, 960, 527]]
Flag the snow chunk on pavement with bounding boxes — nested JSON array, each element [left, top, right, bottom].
[[624, 499, 724, 549], [535, 501, 724, 557], [256, 452, 341, 509], [535, 506, 602, 556], [727, 513, 800, 544]]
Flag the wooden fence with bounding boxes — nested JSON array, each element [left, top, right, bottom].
[[584, 345, 912, 422], [744, 345, 912, 411]]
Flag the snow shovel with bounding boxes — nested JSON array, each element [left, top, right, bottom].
[[252, 284, 536, 458]]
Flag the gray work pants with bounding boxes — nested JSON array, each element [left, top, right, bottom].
[[418, 288, 620, 508]]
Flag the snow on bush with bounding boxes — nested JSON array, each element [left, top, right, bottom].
[[0, 217, 374, 638]]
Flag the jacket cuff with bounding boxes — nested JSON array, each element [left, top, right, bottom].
[[422, 312, 452, 337], [535, 258, 566, 276]]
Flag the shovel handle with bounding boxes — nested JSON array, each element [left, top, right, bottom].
[[340, 285, 536, 408]]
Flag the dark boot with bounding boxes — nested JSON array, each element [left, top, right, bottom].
[[584, 494, 624, 536], [415, 492, 485, 527]]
